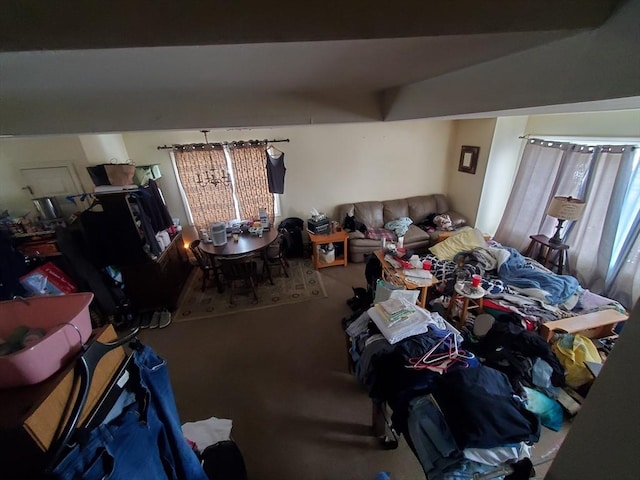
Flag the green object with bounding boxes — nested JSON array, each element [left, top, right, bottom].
[[7, 325, 30, 346]]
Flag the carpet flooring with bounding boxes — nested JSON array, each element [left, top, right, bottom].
[[174, 258, 327, 323], [140, 260, 566, 480]]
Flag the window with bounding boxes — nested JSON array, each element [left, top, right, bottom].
[[172, 144, 278, 229], [495, 138, 639, 309]]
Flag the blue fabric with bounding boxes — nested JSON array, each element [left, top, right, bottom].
[[499, 247, 579, 304], [53, 399, 176, 479], [523, 386, 564, 432], [53, 345, 207, 480], [407, 396, 462, 478], [135, 344, 208, 480]]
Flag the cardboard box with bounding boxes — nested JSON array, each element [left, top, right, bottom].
[[19, 261, 78, 296]]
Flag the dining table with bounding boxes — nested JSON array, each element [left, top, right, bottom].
[[198, 227, 278, 257], [198, 227, 279, 286]]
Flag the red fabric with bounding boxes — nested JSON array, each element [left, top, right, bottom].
[[366, 227, 396, 241]]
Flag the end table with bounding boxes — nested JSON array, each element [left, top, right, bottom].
[[523, 234, 569, 275], [308, 230, 348, 269]]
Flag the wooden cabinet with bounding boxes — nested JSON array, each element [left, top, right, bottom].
[[88, 191, 191, 312], [120, 232, 192, 311]]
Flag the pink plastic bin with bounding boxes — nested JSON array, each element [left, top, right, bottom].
[[0, 293, 93, 388]]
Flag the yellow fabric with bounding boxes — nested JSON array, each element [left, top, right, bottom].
[[553, 334, 601, 388], [429, 228, 487, 261]]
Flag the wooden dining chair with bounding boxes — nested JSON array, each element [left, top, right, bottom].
[[217, 254, 259, 304], [189, 239, 220, 292], [263, 231, 289, 278]]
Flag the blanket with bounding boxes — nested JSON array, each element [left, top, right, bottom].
[[498, 247, 579, 305]]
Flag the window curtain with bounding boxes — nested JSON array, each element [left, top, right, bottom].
[[173, 148, 235, 229], [495, 138, 639, 309], [228, 145, 274, 222], [493, 140, 567, 251]]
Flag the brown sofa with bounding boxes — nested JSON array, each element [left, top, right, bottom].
[[335, 194, 468, 263]]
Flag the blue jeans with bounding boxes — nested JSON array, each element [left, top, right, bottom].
[[53, 345, 207, 480]]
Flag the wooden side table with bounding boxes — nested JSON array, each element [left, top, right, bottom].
[[308, 230, 348, 269], [523, 234, 570, 275], [447, 283, 485, 329], [373, 250, 438, 308]]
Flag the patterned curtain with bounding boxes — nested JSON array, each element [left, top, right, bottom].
[[229, 145, 274, 222], [173, 148, 235, 229]]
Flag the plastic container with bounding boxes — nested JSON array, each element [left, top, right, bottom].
[[0, 293, 94, 388]]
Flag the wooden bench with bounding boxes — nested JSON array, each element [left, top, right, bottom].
[[538, 309, 628, 342]]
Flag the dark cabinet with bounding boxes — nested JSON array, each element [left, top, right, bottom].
[[120, 232, 191, 311], [87, 191, 192, 312]]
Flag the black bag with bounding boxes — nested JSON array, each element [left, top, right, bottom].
[[201, 440, 247, 480], [278, 217, 304, 258]]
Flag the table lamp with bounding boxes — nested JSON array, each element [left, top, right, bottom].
[[546, 196, 586, 244]]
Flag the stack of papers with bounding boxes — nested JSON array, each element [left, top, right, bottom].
[[402, 268, 433, 286], [368, 299, 430, 344], [375, 298, 416, 327]]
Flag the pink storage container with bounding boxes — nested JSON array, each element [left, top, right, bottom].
[[0, 293, 94, 388]]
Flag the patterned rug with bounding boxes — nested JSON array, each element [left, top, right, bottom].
[[173, 258, 327, 322]]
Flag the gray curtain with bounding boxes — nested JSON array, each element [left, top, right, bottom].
[[495, 138, 639, 310]]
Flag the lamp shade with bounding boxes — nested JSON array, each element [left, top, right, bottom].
[[546, 196, 586, 221]]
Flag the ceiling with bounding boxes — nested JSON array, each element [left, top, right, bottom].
[[1, 0, 639, 136]]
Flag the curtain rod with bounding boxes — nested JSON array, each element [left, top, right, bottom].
[[157, 138, 290, 151]]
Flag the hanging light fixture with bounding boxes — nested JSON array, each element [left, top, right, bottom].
[[195, 130, 231, 187]]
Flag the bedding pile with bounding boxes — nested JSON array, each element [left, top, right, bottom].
[[424, 234, 625, 331]]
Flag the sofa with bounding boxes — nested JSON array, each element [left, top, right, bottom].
[[335, 194, 468, 263]]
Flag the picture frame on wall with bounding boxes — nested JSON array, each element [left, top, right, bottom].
[[458, 145, 480, 174]]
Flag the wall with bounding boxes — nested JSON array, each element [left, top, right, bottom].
[[0, 119, 454, 229], [525, 109, 640, 139], [445, 118, 497, 226], [0, 136, 89, 215], [122, 119, 454, 228], [475, 116, 528, 236]]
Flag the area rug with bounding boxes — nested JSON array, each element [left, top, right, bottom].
[[173, 258, 327, 322]]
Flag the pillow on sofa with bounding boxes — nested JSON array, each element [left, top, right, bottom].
[[443, 211, 468, 228], [429, 228, 487, 261]]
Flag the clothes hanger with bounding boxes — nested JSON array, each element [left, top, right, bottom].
[[266, 144, 283, 156]]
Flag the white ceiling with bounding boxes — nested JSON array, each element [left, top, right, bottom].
[[1, 0, 638, 136]]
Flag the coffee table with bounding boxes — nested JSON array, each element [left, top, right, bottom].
[[373, 250, 438, 308]]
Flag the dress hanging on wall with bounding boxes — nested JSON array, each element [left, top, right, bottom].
[[265, 146, 286, 194]]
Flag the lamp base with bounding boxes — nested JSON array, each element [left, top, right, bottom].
[[549, 219, 565, 244]]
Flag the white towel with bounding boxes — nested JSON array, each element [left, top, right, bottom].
[[182, 416, 233, 451]]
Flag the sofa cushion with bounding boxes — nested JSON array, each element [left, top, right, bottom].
[[407, 195, 441, 223], [403, 224, 431, 245], [383, 198, 409, 225], [354, 201, 384, 228]]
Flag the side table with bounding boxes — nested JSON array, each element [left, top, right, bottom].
[[447, 283, 485, 329], [308, 230, 348, 269], [523, 234, 569, 275]]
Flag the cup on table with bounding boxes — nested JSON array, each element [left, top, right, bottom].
[[471, 274, 482, 288], [233, 233, 239, 242], [422, 259, 432, 271]]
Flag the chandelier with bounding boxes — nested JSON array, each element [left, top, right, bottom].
[[196, 130, 231, 187]]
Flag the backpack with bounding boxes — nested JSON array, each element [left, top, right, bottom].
[[200, 440, 247, 480]]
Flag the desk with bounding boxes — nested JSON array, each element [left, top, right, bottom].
[[309, 230, 348, 269], [374, 250, 438, 308], [524, 234, 569, 275], [198, 228, 278, 257]]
